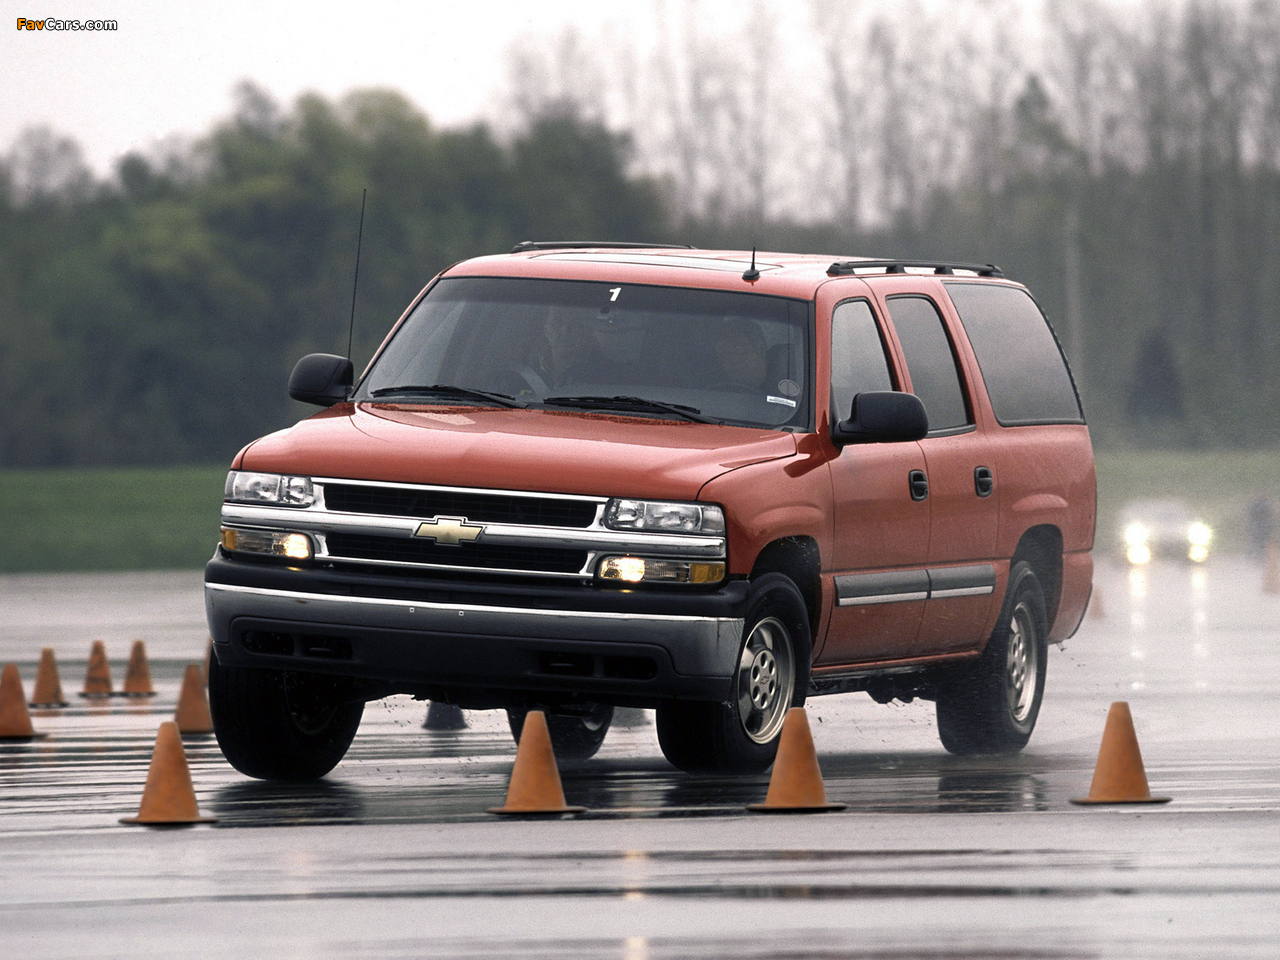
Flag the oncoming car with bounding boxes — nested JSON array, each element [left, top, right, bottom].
[[1120, 498, 1213, 565]]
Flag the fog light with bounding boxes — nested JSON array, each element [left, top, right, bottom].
[[222, 528, 313, 561], [597, 557, 725, 584], [599, 556, 647, 582], [1126, 543, 1152, 566]]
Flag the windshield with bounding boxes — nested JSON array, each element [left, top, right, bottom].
[[357, 277, 811, 430]]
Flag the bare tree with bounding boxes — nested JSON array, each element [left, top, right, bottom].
[[4, 125, 93, 205], [814, 0, 874, 227], [503, 26, 609, 126]]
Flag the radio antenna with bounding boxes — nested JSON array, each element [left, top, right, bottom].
[[347, 188, 367, 362]]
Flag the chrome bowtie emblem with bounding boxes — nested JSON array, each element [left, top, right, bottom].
[[413, 516, 483, 546]]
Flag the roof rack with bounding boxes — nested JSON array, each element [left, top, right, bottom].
[[511, 241, 697, 254], [827, 259, 1003, 278]]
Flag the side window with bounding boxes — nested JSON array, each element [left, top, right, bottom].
[[885, 295, 971, 432], [830, 299, 894, 419], [943, 282, 1085, 425]]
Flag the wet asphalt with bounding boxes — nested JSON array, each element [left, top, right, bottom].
[[1, 557, 1278, 958]]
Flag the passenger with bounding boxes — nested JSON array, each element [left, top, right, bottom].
[[709, 317, 768, 392]]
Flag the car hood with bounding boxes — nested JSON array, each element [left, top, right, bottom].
[[237, 403, 799, 501]]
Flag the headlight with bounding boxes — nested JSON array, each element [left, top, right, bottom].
[[597, 556, 725, 584], [1187, 522, 1213, 548], [1123, 522, 1149, 548], [221, 528, 313, 561], [604, 499, 725, 535], [225, 471, 315, 507]]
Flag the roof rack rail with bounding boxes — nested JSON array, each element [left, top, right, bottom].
[[827, 259, 1003, 278], [511, 241, 697, 254]]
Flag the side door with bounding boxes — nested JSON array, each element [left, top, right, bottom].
[[879, 290, 1000, 654], [820, 289, 931, 666]]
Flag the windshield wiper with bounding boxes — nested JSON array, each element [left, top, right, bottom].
[[542, 395, 719, 424], [368, 384, 526, 408]]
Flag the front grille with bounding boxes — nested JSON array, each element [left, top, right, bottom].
[[326, 533, 589, 574], [323, 483, 597, 527]]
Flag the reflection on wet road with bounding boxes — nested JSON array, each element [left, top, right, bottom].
[[2, 558, 1279, 958]]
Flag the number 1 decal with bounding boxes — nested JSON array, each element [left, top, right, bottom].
[[608, 287, 622, 302]]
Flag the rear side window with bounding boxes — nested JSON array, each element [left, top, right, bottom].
[[884, 295, 971, 432], [944, 282, 1084, 425]]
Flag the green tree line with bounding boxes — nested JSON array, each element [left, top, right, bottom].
[[0, 84, 667, 468]]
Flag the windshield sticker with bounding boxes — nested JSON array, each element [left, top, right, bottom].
[[767, 395, 798, 408]]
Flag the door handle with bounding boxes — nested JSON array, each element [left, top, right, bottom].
[[909, 469, 929, 501], [975, 466, 994, 498]]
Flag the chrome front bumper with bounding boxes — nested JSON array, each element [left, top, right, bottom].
[[204, 561, 748, 703]]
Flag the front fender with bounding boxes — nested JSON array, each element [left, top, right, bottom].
[[698, 452, 832, 577]]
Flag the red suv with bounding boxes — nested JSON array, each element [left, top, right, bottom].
[[205, 243, 1095, 777]]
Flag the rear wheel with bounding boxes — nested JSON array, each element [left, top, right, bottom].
[[656, 573, 810, 774], [936, 560, 1048, 754], [209, 658, 364, 780], [507, 702, 614, 761]]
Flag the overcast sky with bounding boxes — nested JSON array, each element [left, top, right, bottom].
[[1, 0, 637, 174], [5, 0, 1173, 179]]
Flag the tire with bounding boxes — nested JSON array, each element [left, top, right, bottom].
[[936, 560, 1048, 755], [656, 572, 810, 774], [507, 702, 614, 761], [208, 658, 364, 780]]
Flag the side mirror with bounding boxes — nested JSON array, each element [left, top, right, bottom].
[[832, 391, 929, 446], [289, 353, 353, 407]]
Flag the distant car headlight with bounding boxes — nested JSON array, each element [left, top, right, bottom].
[[1187, 521, 1212, 563], [604, 499, 725, 535], [225, 471, 315, 507], [1123, 522, 1150, 548], [1127, 544, 1152, 565]]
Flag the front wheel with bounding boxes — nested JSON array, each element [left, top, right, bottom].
[[656, 573, 810, 774], [936, 560, 1048, 755], [209, 658, 365, 780]]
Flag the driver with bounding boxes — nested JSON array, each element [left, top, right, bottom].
[[522, 305, 596, 394]]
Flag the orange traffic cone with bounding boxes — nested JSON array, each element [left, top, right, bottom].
[[30, 648, 69, 708], [120, 721, 218, 825], [121, 640, 156, 697], [748, 707, 846, 812], [1264, 539, 1280, 596], [1071, 701, 1171, 805], [488, 710, 585, 815], [0, 664, 45, 740], [80, 640, 113, 698], [174, 664, 214, 735]]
